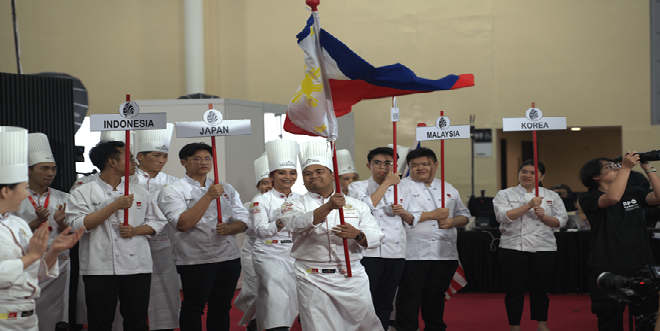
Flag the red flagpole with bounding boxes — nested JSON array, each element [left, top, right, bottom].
[[331, 141, 352, 277], [440, 111, 445, 208], [209, 103, 223, 223], [392, 97, 398, 206], [532, 102, 539, 197], [124, 94, 131, 226]]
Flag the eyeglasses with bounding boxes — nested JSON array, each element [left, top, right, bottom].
[[602, 162, 620, 171], [189, 156, 213, 164], [372, 160, 393, 168]]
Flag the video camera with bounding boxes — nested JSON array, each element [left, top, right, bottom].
[[615, 151, 660, 163], [597, 265, 660, 330]]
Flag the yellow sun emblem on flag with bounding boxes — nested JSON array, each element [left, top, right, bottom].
[[291, 65, 323, 107], [314, 123, 327, 133]]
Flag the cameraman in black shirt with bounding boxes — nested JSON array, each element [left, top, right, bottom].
[[579, 152, 660, 331]]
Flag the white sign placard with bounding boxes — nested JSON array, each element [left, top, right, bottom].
[[391, 107, 400, 122], [416, 124, 471, 141], [502, 117, 566, 132], [176, 120, 252, 138], [89, 113, 168, 131]]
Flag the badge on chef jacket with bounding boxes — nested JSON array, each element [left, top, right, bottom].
[[250, 202, 261, 214], [136, 201, 142, 209], [306, 268, 320, 274], [281, 202, 294, 213]]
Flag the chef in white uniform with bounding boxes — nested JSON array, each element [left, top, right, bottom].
[[70, 130, 137, 330], [132, 124, 180, 331], [251, 139, 301, 331], [70, 130, 137, 192], [395, 147, 471, 331], [65, 139, 167, 331], [157, 142, 249, 331], [0, 126, 84, 331], [348, 146, 423, 331], [236, 153, 271, 330], [336, 149, 359, 195], [279, 140, 384, 331], [12, 133, 72, 331]]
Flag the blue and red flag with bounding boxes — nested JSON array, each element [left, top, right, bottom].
[[285, 12, 474, 138]]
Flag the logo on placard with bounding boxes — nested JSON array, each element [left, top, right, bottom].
[[118, 101, 140, 119], [203, 109, 223, 126], [436, 116, 451, 130], [526, 108, 543, 121]]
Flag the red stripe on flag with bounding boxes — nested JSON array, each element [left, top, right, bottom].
[[450, 74, 475, 90]]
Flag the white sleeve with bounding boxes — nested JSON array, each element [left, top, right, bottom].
[[250, 195, 278, 238], [65, 187, 93, 232], [550, 190, 569, 228], [348, 181, 379, 211], [142, 194, 167, 237], [157, 186, 188, 231], [0, 259, 27, 289], [451, 187, 471, 219], [226, 185, 249, 230], [493, 189, 516, 224], [357, 203, 384, 249], [280, 199, 323, 233], [401, 184, 422, 227]]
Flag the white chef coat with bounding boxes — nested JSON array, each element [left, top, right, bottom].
[[493, 185, 568, 252], [132, 168, 180, 330], [65, 177, 167, 275], [279, 193, 383, 331], [157, 175, 249, 265], [400, 177, 471, 260], [235, 193, 262, 326], [348, 177, 421, 259], [0, 214, 59, 331], [250, 189, 300, 330], [12, 187, 71, 330]]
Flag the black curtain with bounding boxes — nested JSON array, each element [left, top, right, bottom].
[[0, 72, 75, 192]]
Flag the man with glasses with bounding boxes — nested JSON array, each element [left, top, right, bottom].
[[348, 147, 422, 330], [158, 142, 249, 331], [578, 153, 660, 331]]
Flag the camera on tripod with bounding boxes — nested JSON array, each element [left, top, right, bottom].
[[597, 265, 660, 330]]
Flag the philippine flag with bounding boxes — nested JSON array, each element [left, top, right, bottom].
[[285, 12, 474, 139]]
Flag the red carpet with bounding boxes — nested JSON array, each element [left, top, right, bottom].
[[171, 291, 602, 331]]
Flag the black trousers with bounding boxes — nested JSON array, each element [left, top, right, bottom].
[[176, 259, 241, 331], [361, 257, 406, 331], [498, 248, 556, 326], [82, 273, 151, 331], [394, 260, 458, 331], [588, 268, 644, 331]]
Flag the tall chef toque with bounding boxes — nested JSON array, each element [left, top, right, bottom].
[[0, 126, 28, 184], [266, 139, 299, 172], [138, 123, 174, 153], [254, 152, 270, 185], [388, 144, 411, 173], [299, 140, 333, 172], [100, 130, 139, 155], [28, 133, 55, 166], [336, 149, 357, 176]]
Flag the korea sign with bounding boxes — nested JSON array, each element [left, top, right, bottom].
[[502, 108, 566, 132]]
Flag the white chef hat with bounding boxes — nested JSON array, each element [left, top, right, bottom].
[[137, 123, 174, 153], [100, 130, 138, 156], [299, 140, 333, 172], [388, 144, 411, 173], [266, 139, 299, 172], [28, 133, 55, 166], [336, 149, 357, 176], [0, 126, 28, 184], [254, 153, 270, 185]]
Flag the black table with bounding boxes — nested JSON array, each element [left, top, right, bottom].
[[456, 230, 592, 294]]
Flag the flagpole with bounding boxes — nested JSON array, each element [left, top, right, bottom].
[[440, 111, 445, 208], [209, 103, 223, 223], [392, 97, 398, 206], [124, 94, 131, 226], [531, 102, 539, 197], [331, 140, 352, 277]]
